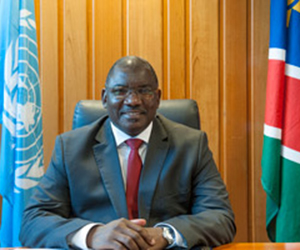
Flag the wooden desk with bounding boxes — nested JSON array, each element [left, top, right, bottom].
[[1, 244, 300, 250], [214, 243, 300, 250]]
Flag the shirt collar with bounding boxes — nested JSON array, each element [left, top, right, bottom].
[[110, 121, 153, 146]]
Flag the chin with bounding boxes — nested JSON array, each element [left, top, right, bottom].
[[120, 118, 151, 136], [125, 128, 143, 136], [123, 125, 145, 136]]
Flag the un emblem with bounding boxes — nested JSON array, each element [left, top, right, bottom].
[[3, 8, 44, 194]]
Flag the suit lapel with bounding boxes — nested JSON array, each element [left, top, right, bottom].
[[93, 120, 128, 218], [138, 116, 169, 222]]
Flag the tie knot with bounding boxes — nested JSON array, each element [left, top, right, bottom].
[[126, 139, 143, 150]]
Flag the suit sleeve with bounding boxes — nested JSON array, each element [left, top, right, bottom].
[[162, 132, 236, 249], [19, 136, 92, 248]]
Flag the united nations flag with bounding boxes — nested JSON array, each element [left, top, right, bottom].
[[0, 0, 44, 246]]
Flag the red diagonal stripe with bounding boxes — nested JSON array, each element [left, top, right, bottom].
[[282, 75, 300, 152], [265, 60, 285, 129]]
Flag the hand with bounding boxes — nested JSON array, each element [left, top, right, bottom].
[[87, 218, 155, 250], [144, 227, 168, 250]]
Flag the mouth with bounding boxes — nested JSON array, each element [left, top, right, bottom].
[[121, 109, 146, 119]]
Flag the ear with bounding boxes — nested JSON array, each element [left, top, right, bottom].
[[156, 89, 161, 106], [101, 88, 108, 109]]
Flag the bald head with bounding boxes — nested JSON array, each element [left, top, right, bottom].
[[105, 56, 158, 87], [102, 56, 161, 136]]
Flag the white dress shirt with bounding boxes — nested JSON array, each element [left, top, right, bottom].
[[111, 121, 152, 188], [69, 122, 186, 249]]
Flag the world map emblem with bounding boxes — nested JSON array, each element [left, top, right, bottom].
[[3, 8, 44, 194]]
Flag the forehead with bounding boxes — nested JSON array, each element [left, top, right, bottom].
[[107, 67, 157, 88]]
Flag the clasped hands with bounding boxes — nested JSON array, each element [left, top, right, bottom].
[[87, 218, 169, 250]]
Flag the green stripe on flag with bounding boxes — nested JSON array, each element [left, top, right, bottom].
[[262, 135, 282, 204], [262, 135, 300, 242], [261, 135, 281, 242], [276, 157, 300, 242]]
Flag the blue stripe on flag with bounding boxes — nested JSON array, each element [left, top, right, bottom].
[[286, 10, 300, 67], [270, 0, 287, 49]]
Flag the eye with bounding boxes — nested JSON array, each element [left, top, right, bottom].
[[138, 87, 154, 96], [111, 87, 128, 96]]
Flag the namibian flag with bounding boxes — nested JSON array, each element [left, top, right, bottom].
[[262, 0, 300, 242]]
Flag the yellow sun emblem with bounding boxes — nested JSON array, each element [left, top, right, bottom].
[[287, 0, 300, 27]]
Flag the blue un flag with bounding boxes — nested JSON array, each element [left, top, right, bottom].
[[0, 0, 44, 246]]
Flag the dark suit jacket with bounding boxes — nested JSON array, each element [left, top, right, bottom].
[[20, 115, 236, 249]]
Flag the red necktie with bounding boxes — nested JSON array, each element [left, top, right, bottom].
[[126, 139, 143, 219]]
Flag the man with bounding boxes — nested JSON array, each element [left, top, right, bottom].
[[20, 56, 236, 249]]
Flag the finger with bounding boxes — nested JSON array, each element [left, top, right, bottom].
[[89, 237, 127, 250], [130, 218, 147, 226], [125, 221, 156, 246], [107, 241, 128, 250], [114, 231, 140, 250]]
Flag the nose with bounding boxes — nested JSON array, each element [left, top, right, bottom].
[[123, 90, 142, 105]]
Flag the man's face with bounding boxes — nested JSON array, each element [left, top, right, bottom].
[[102, 66, 161, 136]]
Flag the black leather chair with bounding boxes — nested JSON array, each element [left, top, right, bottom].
[[72, 99, 201, 130]]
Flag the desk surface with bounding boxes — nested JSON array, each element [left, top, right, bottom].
[[214, 243, 300, 250], [1, 244, 300, 250]]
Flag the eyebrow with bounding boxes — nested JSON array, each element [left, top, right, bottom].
[[107, 84, 154, 88], [105, 83, 126, 88]]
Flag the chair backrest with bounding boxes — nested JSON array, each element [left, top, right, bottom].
[[72, 99, 201, 130]]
